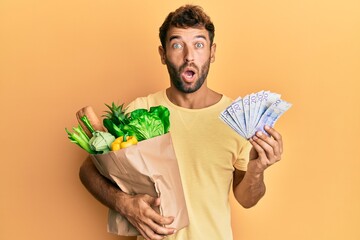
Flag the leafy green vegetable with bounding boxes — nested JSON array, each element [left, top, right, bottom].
[[150, 105, 170, 133], [66, 104, 170, 154], [89, 131, 115, 153], [65, 125, 96, 154], [80, 115, 95, 134], [129, 108, 148, 119], [125, 114, 164, 141], [101, 102, 170, 142], [124, 105, 171, 141], [103, 118, 124, 137]]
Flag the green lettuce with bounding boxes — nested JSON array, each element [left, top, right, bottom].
[[124, 105, 170, 141]]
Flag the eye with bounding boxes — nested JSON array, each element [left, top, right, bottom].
[[195, 42, 204, 48], [172, 43, 183, 49]]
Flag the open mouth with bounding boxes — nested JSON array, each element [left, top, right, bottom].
[[182, 69, 196, 82]]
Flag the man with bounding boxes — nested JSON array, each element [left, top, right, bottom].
[[79, 5, 283, 240]]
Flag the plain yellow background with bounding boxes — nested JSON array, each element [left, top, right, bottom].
[[1, 0, 359, 239]]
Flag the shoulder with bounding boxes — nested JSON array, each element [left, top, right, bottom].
[[125, 90, 166, 112]]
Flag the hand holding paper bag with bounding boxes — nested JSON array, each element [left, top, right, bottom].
[[66, 104, 189, 236], [90, 133, 189, 236]]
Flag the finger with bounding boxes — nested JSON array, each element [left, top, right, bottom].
[[147, 197, 175, 226], [135, 217, 171, 240], [147, 219, 176, 236], [128, 195, 173, 240], [255, 131, 281, 160], [150, 211, 175, 226], [138, 227, 152, 240], [134, 220, 169, 240], [153, 197, 161, 207], [264, 126, 283, 154], [252, 134, 275, 161], [249, 137, 267, 160], [142, 198, 176, 235], [140, 214, 175, 239], [143, 226, 167, 240], [143, 194, 157, 205], [129, 219, 155, 240]]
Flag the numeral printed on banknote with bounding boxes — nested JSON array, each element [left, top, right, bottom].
[[220, 90, 292, 139]]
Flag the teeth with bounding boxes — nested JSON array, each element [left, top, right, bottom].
[[185, 73, 193, 80], [182, 70, 195, 81]]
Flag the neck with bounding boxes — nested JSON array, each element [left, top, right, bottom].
[[166, 85, 222, 109]]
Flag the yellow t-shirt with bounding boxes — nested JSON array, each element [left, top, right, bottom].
[[127, 90, 251, 240]]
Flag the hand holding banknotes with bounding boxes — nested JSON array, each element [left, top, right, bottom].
[[220, 90, 291, 171], [248, 125, 283, 172]]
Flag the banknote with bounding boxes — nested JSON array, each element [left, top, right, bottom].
[[242, 94, 251, 134], [249, 91, 263, 132], [230, 98, 246, 133], [252, 91, 281, 131], [249, 93, 257, 133], [220, 107, 247, 138], [220, 104, 246, 137], [220, 90, 292, 139], [250, 99, 292, 137]]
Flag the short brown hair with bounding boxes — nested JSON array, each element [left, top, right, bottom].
[[159, 5, 215, 49]]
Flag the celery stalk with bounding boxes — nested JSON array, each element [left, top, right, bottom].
[[80, 115, 95, 134], [66, 125, 96, 154]]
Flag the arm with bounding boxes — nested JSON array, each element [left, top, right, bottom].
[[233, 126, 283, 208], [233, 169, 266, 208], [79, 157, 176, 240]]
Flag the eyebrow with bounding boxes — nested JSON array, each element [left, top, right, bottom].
[[168, 34, 207, 42]]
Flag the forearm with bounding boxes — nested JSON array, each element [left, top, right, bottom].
[[233, 170, 266, 208], [79, 157, 128, 215], [79, 157, 176, 239], [235, 126, 283, 208]]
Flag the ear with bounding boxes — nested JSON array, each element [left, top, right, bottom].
[[158, 46, 166, 65], [210, 43, 216, 63]]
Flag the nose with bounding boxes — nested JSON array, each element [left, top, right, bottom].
[[184, 45, 194, 62]]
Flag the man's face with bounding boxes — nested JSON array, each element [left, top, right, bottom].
[[159, 27, 216, 93]]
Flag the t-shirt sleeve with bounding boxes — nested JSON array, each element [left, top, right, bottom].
[[233, 140, 252, 171]]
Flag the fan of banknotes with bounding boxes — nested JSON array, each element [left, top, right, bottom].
[[220, 90, 292, 139]]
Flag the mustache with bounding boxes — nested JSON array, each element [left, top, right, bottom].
[[179, 62, 199, 72]]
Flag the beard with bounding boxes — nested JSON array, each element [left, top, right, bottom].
[[165, 58, 211, 94]]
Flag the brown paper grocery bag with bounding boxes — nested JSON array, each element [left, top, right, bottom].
[[89, 133, 189, 236]]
